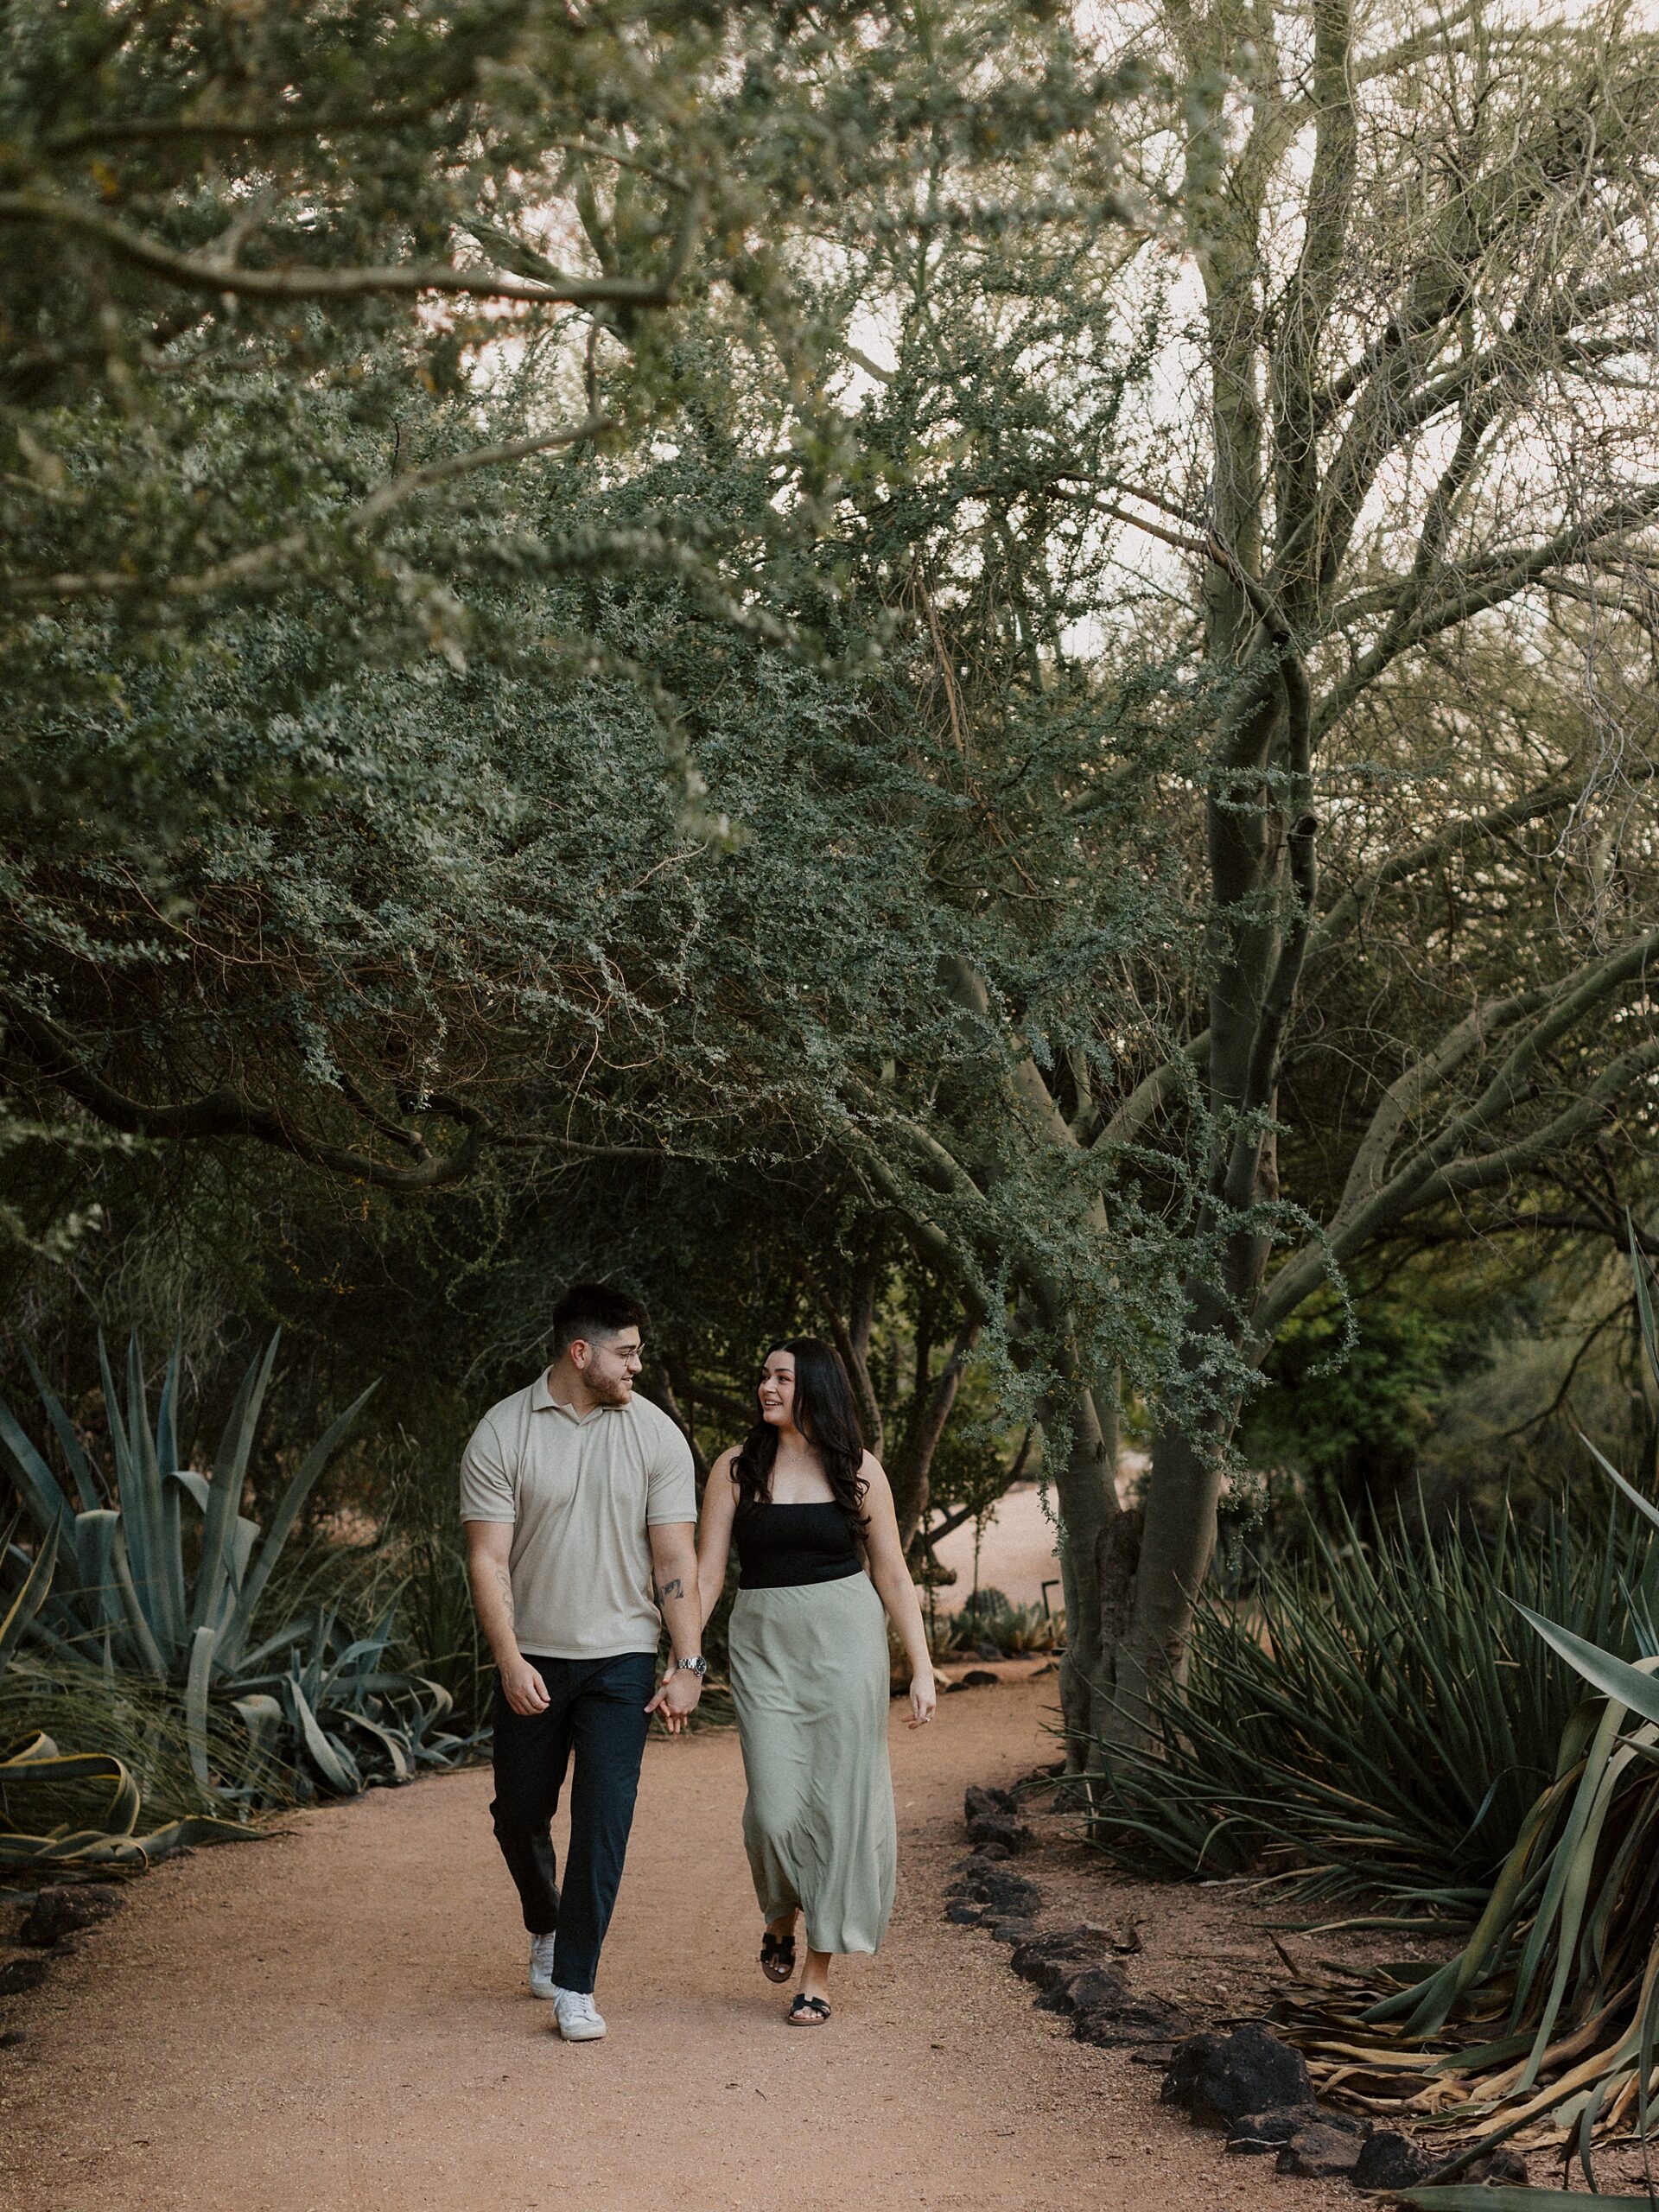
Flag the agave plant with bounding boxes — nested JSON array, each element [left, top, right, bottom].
[[1275, 1238, 1659, 2204], [0, 1335, 467, 1797], [0, 1514, 254, 1866], [233, 1599, 464, 1798]]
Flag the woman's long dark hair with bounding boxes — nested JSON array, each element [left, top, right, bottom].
[[734, 1337, 869, 1535]]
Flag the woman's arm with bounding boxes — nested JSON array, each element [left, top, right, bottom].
[[696, 1449, 741, 1630], [859, 1455, 937, 1728]]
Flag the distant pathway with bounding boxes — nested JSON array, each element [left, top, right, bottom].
[[0, 1672, 1347, 2212]]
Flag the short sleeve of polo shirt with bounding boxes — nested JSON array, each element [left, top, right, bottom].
[[645, 1414, 697, 1525], [458, 1414, 516, 1523]]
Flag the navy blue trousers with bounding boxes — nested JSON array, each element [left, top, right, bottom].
[[489, 1649, 657, 1994]]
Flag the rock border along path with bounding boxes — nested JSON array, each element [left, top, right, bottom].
[[0, 1669, 1357, 2212]]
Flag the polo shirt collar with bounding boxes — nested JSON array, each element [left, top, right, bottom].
[[530, 1370, 613, 1423]]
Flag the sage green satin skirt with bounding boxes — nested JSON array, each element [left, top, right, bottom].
[[728, 1571, 897, 1956]]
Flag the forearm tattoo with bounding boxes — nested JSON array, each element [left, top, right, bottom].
[[491, 1563, 515, 1627], [655, 1575, 684, 1601]]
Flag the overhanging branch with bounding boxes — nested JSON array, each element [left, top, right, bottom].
[[0, 187, 702, 308], [2, 999, 663, 1187]]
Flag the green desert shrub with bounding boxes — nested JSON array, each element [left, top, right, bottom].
[[0, 1515, 264, 1866]]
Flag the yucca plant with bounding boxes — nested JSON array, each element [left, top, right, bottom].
[[1274, 1238, 1659, 2206], [0, 1335, 467, 1798]]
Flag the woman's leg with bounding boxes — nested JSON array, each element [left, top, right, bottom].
[[800, 1942, 832, 2005]]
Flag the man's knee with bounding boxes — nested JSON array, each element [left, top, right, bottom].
[[490, 1787, 552, 1841]]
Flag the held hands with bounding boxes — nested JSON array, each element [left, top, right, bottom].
[[500, 1656, 550, 1715], [645, 1666, 703, 1735], [908, 1669, 938, 1729]]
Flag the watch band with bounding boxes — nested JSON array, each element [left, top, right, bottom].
[[675, 1655, 708, 1678]]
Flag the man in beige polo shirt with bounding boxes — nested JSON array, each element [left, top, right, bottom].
[[461, 1283, 702, 2043]]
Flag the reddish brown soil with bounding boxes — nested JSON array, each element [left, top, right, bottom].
[[0, 1668, 1357, 2212]]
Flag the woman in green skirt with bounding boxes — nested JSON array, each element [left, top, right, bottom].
[[695, 1337, 937, 2024]]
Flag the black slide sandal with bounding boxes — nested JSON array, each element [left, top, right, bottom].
[[786, 1993, 831, 2025], [760, 1928, 796, 1983]]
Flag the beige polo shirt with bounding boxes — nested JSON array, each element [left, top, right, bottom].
[[459, 1376, 696, 1659]]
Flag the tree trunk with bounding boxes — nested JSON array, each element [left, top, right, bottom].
[[1101, 1410, 1227, 1754], [891, 1318, 978, 1549], [1046, 1363, 1120, 1770], [820, 1269, 886, 1459]]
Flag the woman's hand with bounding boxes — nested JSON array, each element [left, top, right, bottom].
[[908, 1669, 938, 1728]]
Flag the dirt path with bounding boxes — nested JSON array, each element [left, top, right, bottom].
[[0, 1672, 1350, 2212]]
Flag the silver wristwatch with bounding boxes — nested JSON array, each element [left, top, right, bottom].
[[675, 1655, 708, 1679]]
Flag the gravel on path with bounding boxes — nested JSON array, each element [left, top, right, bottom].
[[0, 1671, 1353, 2212]]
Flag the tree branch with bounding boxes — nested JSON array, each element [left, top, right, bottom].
[[2, 999, 662, 1186], [1090, 1031, 1211, 1151], [1313, 486, 1659, 738], [0, 186, 702, 308], [1249, 931, 1659, 1347]]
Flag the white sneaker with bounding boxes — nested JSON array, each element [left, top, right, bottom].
[[552, 1986, 607, 2042], [528, 1934, 558, 1999]]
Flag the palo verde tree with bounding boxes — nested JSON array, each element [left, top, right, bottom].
[[864, 0, 1659, 1754], [1084, 0, 1659, 1747]]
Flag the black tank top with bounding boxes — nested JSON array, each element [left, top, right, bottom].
[[733, 1497, 862, 1590]]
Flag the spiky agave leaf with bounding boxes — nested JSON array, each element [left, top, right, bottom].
[[0, 1517, 57, 1671]]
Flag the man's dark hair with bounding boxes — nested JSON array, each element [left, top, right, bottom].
[[550, 1283, 646, 1357]]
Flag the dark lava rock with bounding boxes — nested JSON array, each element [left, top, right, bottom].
[[1350, 2131, 1433, 2191], [951, 1865, 1041, 1919], [0, 1956, 50, 1997], [966, 1812, 1030, 1854], [983, 1871, 1041, 1916], [944, 1901, 986, 1927], [19, 1884, 124, 1948], [956, 1669, 1000, 1688], [1033, 1962, 1130, 2016], [0, 2029, 26, 2049], [1467, 2148, 1529, 2184], [964, 1786, 1016, 1822], [1224, 2107, 1320, 2155], [1074, 1994, 1198, 2049], [1275, 2120, 1369, 2180], [1161, 2023, 1315, 2127], [988, 1916, 1044, 1946], [944, 1859, 1040, 1920], [946, 1850, 1007, 1888], [1009, 1926, 1103, 1986]]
